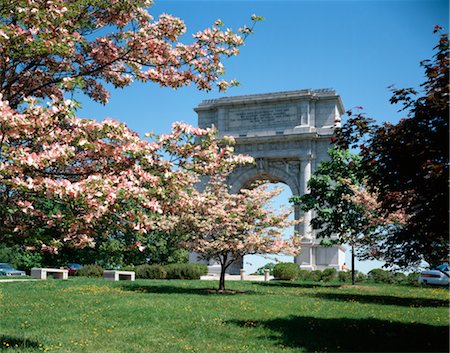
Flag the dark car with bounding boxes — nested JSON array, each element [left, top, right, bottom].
[[0, 263, 26, 276], [66, 263, 82, 276]]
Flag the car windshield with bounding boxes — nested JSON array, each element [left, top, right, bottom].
[[0, 263, 14, 269], [435, 264, 449, 271]]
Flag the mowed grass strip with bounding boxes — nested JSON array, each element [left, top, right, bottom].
[[0, 278, 448, 353]]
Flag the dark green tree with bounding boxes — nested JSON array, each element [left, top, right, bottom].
[[334, 27, 449, 268], [290, 148, 400, 284]]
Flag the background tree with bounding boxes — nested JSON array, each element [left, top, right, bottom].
[[173, 177, 300, 291], [334, 27, 449, 268], [0, 0, 260, 108], [290, 148, 406, 284]]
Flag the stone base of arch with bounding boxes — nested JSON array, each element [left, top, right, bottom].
[[294, 243, 346, 271]]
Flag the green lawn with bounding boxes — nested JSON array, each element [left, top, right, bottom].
[[0, 278, 448, 353]]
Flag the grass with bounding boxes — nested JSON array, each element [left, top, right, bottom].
[[0, 278, 448, 353]]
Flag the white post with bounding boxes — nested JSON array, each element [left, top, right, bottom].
[[264, 268, 270, 281], [240, 269, 245, 281]]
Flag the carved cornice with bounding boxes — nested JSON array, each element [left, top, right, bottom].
[[194, 89, 344, 114]]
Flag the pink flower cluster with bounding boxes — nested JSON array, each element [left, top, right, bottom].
[[0, 96, 252, 252], [0, 0, 259, 107]]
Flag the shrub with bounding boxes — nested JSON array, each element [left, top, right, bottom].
[[273, 263, 299, 280], [256, 263, 276, 275], [309, 270, 323, 282], [135, 264, 167, 279], [297, 269, 311, 281], [368, 268, 391, 283], [404, 272, 420, 286], [164, 263, 207, 279], [76, 264, 104, 277], [392, 271, 406, 284], [320, 268, 338, 282], [338, 271, 351, 282], [368, 268, 407, 284], [356, 271, 368, 282], [338, 270, 367, 283]]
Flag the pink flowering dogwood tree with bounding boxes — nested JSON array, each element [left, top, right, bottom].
[[170, 177, 301, 291], [0, 0, 261, 108], [0, 95, 252, 258]]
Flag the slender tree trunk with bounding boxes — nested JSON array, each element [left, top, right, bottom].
[[219, 254, 228, 291], [351, 243, 355, 285]]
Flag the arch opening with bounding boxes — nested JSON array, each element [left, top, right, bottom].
[[242, 181, 295, 275]]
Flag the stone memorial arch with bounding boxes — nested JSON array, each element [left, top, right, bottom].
[[191, 89, 346, 274]]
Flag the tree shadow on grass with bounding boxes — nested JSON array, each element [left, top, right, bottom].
[[228, 316, 449, 352], [256, 281, 341, 289], [0, 336, 40, 350], [120, 282, 256, 296], [311, 292, 449, 308]]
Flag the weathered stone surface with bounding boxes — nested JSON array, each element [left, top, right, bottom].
[[193, 89, 346, 273], [103, 270, 135, 281], [30, 268, 68, 280]]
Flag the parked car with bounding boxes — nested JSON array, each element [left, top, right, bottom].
[[419, 264, 450, 286], [0, 263, 26, 276], [66, 263, 82, 276]]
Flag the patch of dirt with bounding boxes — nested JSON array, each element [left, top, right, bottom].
[[339, 285, 378, 291], [206, 289, 246, 295]]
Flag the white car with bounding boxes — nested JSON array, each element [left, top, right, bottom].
[[419, 264, 450, 286]]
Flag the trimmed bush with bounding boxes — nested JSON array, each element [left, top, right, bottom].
[[135, 264, 167, 279], [338, 271, 350, 282], [297, 269, 311, 281], [273, 263, 300, 280], [404, 272, 420, 286], [368, 268, 407, 284], [309, 270, 323, 282], [76, 264, 103, 277], [164, 263, 207, 279], [320, 268, 337, 282]]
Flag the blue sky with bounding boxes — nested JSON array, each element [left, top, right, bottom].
[[75, 0, 448, 273]]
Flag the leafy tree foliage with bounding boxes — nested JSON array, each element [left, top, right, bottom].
[[334, 27, 449, 268], [290, 148, 404, 283], [175, 178, 300, 291], [0, 0, 260, 108], [0, 1, 261, 267], [0, 96, 252, 263]]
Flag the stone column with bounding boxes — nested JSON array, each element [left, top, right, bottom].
[[217, 108, 226, 132], [295, 155, 314, 270], [300, 157, 312, 240]]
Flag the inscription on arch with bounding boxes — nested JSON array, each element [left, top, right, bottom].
[[227, 104, 298, 130]]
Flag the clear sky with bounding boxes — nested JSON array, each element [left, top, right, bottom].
[[75, 0, 448, 273]]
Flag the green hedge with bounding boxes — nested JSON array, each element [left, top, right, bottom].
[[76, 264, 104, 277], [135, 264, 167, 279], [273, 263, 300, 280], [164, 263, 207, 279]]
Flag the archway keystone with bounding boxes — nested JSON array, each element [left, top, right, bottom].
[[191, 90, 346, 274]]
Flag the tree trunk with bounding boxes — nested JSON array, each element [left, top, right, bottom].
[[218, 253, 228, 291]]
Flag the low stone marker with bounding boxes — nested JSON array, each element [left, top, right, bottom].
[[31, 268, 68, 280], [103, 270, 135, 281], [240, 269, 245, 280], [264, 268, 270, 281]]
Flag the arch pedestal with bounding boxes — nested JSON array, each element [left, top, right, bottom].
[[193, 90, 346, 274]]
